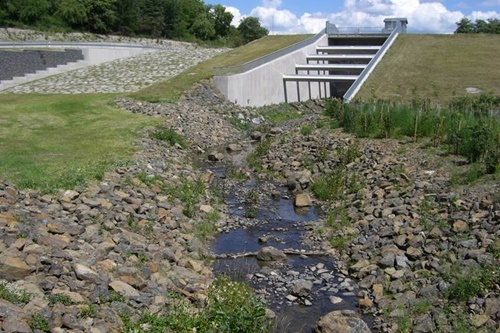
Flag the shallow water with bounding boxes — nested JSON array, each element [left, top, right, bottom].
[[210, 180, 371, 332]]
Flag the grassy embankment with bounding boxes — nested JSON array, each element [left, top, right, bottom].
[[357, 34, 500, 103], [0, 35, 311, 192]]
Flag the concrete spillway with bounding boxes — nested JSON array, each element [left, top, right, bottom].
[[214, 18, 407, 107]]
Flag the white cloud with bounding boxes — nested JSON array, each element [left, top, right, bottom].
[[243, 0, 500, 34], [250, 6, 299, 33], [469, 10, 500, 20], [225, 6, 245, 26]]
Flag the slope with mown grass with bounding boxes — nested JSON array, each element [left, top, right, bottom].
[[356, 34, 500, 103], [0, 94, 159, 193]]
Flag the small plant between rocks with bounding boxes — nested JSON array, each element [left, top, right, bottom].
[[121, 275, 273, 333]]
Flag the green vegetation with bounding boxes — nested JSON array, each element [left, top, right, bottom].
[[194, 209, 220, 241], [247, 138, 272, 172], [151, 127, 188, 148], [48, 293, 74, 306], [455, 17, 500, 34], [0, 282, 32, 304], [28, 313, 50, 332], [130, 34, 311, 103], [300, 124, 313, 136], [0, 94, 157, 193], [259, 103, 302, 125], [357, 34, 500, 103], [122, 275, 272, 333], [79, 304, 97, 318], [0, 0, 267, 47], [165, 176, 206, 218], [325, 95, 500, 176], [444, 264, 499, 302], [245, 188, 260, 218]]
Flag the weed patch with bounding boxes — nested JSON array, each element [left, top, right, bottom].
[[0, 282, 32, 304], [325, 95, 500, 178], [151, 127, 188, 149], [122, 275, 272, 333]]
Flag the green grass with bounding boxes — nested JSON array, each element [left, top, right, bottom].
[[357, 34, 500, 104], [0, 94, 159, 192], [122, 275, 272, 333], [151, 127, 188, 148], [130, 34, 312, 103]]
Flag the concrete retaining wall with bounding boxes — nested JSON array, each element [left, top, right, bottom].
[[214, 34, 329, 107]]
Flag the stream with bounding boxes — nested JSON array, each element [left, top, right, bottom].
[[200, 148, 373, 332]]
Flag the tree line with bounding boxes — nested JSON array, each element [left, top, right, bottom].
[[0, 0, 269, 46], [454, 17, 500, 34]]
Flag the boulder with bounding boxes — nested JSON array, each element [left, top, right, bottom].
[[291, 279, 313, 297], [316, 310, 371, 333], [295, 193, 313, 207], [109, 280, 140, 298], [0, 256, 31, 281], [256, 247, 287, 261]]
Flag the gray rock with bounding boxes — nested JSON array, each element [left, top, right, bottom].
[[316, 310, 371, 333], [291, 279, 313, 297], [378, 253, 395, 268], [256, 246, 287, 261], [412, 313, 435, 333]]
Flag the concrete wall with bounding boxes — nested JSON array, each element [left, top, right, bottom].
[[80, 46, 155, 65], [214, 34, 329, 107]]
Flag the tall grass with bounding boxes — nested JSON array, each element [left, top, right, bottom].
[[325, 94, 500, 174]]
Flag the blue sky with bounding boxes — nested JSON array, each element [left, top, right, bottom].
[[207, 0, 500, 33]]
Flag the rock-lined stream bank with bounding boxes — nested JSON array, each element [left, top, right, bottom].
[[0, 82, 498, 333]]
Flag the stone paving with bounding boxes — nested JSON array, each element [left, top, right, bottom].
[[1, 47, 228, 94]]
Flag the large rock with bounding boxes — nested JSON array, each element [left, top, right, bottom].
[[0, 256, 31, 281], [291, 279, 313, 297], [74, 263, 99, 281], [109, 280, 140, 298], [256, 246, 287, 261], [294, 193, 313, 207], [316, 310, 371, 333]]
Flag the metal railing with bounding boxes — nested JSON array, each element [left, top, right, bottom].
[[326, 21, 393, 35], [213, 29, 326, 76], [342, 23, 404, 103]]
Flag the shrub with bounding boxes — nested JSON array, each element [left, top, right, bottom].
[[28, 313, 50, 332], [151, 128, 187, 149], [0, 282, 32, 304], [300, 124, 313, 136], [122, 276, 272, 333]]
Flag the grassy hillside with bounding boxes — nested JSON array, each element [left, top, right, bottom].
[[0, 94, 158, 192], [356, 34, 500, 103], [130, 34, 313, 103]]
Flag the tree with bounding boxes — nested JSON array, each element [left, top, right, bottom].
[[163, 0, 182, 38], [209, 4, 233, 37], [114, 0, 140, 34], [190, 13, 215, 40], [85, 0, 117, 33], [237, 16, 268, 44], [455, 17, 500, 34], [140, 0, 165, 37], [55, 0, 88, 27], [454, 17, 475, 33], [6, 0, 52, 24]]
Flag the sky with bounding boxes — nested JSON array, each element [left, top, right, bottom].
[[208, 0, 500, 34]]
